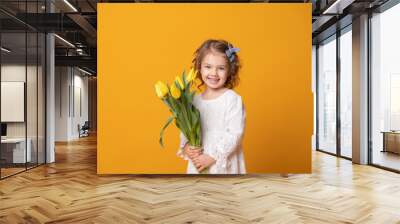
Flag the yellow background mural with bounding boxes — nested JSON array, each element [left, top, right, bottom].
[[98, 3, 312, 174]]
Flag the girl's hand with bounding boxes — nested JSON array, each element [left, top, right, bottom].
[[192, 154, 216, 172], [183, 144, 203, 160]]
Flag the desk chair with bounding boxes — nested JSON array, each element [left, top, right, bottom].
[[79, 121, 90, 138]]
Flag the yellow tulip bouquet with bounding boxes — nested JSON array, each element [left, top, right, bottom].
[[155, 68, 201, 150]]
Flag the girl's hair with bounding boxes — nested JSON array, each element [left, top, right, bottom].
[[192, 39, 241, 89]]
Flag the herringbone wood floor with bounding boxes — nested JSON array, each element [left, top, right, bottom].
[[0, 134, 400, 224]]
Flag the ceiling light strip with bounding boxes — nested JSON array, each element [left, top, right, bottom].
[[63, 0, 78, 12], [1, 47, 11, 53], [323, 0, 343, 14], [77, 67, 93, 76], [54, 34, 75, 48]]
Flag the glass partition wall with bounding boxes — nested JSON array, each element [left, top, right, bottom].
[[0, 1, 46, 179], [0, 30, 27, 177], [316, 26, 352, 159]]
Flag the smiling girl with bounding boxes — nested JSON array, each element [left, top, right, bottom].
[[178, 39, 246, 174]]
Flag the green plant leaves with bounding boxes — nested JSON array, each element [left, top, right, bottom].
[[157, 68, 202, 148], [159, 116, 175, 148]]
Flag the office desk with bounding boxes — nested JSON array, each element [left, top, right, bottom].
[[1, 138, 31, 163], [381, 131, 400, 154]]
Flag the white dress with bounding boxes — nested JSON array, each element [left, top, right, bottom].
[[178, 89, 246, 174]]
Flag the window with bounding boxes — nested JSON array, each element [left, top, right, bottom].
[[317, 35, 337, 154], [339, 28, 352, 158], [371, 3, 400, 171]]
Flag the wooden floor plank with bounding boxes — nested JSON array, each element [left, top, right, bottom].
[[0, 134, 399, 223]]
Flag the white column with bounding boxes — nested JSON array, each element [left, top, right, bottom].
[[352, 14, 369, 164], [45, 0, 55, 163], [46, 32, 55, 163]]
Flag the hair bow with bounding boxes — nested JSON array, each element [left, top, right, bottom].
[[225, 47, 240, 62]]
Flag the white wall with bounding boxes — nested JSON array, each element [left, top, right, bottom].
[[73, 72, 89, 138], [55, 66, 69, 141], [312, 45, 316, 151], [88, 77, 97, 132], [55, 67, 89, 141]]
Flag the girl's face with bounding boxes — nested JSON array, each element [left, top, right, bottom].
[[200, 51, 229, 90]]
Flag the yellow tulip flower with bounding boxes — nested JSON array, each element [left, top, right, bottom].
[[186, 67, 197, 83], [155, 81, 168, 98], [155, 83, 164, 98], [170, 83, 181, 99], [175, 76, 184, 90]]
